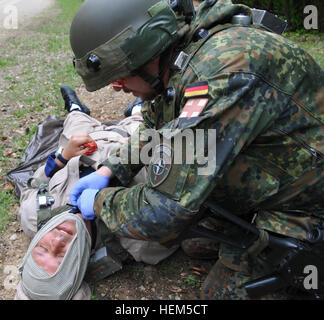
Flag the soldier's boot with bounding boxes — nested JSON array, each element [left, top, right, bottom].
[[181, 237, 219, 259], [181, 216, 225, 259], [124, 97, 143, 117], [60, 85, 91, 115]]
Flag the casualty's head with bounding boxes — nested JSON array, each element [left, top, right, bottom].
[[69, 0, 192, 99], [16, 212, 91, 300]]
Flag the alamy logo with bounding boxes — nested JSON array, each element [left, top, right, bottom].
[[110, 128, 217, 176], [303, 265, 318, 290], [2, 4, 18, 30], [304, 5, 318, 30]]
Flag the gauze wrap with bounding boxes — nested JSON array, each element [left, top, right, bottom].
[[18, 211, 91, 300]]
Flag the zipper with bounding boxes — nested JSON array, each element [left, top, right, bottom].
[[273, 126, 324, 168]]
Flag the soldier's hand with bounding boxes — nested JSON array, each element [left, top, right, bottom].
[[70, 172, 110, 207], [62, 133, 94, 160], [77, 189, 99, 220]]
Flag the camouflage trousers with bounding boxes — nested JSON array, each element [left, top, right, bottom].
[[181, 238, 219, 259], [181, 218, 288, 300]]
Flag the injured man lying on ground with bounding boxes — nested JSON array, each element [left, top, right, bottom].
[[14, 86, 178, 300]]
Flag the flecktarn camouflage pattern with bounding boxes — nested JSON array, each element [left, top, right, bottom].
[[91, 0, 324, 298]]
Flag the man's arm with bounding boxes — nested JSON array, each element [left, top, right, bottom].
[[45, 133, 94, 177], [69, 107, 155, 212]]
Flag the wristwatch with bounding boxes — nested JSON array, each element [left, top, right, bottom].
[[55, 146, 68, 165]]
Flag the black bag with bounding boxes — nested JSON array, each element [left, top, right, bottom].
[[6, 116, 64, 198]]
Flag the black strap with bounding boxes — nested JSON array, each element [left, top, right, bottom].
[[90, 219, 97, 250]]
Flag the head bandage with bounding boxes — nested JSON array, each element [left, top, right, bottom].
[[15, 280, 91, 300], [18, 212, 91, 300]]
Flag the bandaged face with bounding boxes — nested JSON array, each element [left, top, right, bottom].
[[31, 219, 77, 275], [19, 212, 91, 300]]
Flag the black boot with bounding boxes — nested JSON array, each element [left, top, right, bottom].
[[60, 85, 91, 115], [124, 97, 143, 117]]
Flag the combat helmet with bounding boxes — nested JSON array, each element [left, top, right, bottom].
[[70, 0, 192, 92]]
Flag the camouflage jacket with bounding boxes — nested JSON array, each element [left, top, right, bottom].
[[94, 0, 324, 243]]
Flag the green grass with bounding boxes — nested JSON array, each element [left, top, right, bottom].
[[0, 0, 83, 107], [0, 56, 19, 67], [0, 190, 17, 232], [0, 0, 84, 232], [182, 274, 201, 289]]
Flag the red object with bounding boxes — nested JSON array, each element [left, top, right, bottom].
[[83, 141, 98, 155], [110, 78, 126, 88]]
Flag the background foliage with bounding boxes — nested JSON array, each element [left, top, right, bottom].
[[233, 0, 324, 32]]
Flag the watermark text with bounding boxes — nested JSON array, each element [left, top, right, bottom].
[[304, 5, 318, 30], [2, 4, 18, 30], [109, 128, 217, 176]]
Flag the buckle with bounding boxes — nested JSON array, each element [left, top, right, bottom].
[[172, 51, 191, 72]]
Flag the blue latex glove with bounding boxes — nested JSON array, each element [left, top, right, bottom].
[[70, 172, 110, 207], [77, 189, 99, 220]]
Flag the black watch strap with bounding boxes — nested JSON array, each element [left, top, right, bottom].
[[56, 153, 68, 165]]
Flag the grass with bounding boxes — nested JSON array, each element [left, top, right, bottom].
[[0, 56, 18, 67], [0, 0, 84, 231], [0, 190, 17, 232], [0, 0, 83, 108], [182, 274, 201, 289]]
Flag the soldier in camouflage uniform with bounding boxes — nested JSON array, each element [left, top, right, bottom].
[[69, 0, 324, 299]]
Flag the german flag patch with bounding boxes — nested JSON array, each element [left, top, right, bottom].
[[184, 81, 208, 98]]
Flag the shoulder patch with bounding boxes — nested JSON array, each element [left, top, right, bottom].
[[179, 98, 209, 119], [184, 81, 208, 98], [149, 144, 173, 187]]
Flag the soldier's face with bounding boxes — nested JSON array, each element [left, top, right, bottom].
[[122, 75, 157, 100], [112, 57, 160, 101]]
